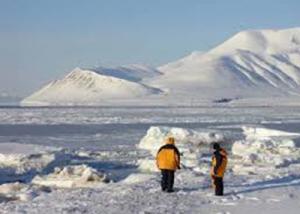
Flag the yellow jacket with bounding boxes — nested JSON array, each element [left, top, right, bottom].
[[156, 138, 180, 171], [210, 148, 227, 178]]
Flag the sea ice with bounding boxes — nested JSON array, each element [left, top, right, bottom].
[[138, 126, 224, 171], [232, 126, 300, 176], [0, 143, 69, 183], [32, 164, 110, 188], [0, 182, 50, 202]]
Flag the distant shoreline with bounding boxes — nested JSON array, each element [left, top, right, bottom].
[[1, 104, 300, 109]]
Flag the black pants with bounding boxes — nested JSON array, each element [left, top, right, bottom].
[[161, 170, 174, 192], [213, 177, 224, 196]]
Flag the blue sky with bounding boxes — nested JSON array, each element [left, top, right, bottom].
[[1, 0, 300, 96]]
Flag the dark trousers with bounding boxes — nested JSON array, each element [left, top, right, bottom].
[[213, 177, 224, 196], [161, 170, 174, 191]]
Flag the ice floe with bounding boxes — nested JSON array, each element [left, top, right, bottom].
[[32, 165, 110, 188], [0, 182, 50, 202], [137, 126, 300, 179], [0, 143, 69, 183], [232, 126, 300, 176], [138, 126, 225, 171]]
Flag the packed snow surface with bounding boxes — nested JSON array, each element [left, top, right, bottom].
[[22, 27, 300, 106]]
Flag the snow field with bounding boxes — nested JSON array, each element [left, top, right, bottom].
[[1, 121, 300, 213]]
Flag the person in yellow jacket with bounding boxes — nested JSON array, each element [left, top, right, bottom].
[[156, 137, 180, 192], [210, 142, 227, 196]]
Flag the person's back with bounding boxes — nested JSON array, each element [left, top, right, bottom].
[[212, 148, 227, 177], [156, 143, 180, 171], [210, 143, 227, 196], [156, 137, 180, 192]]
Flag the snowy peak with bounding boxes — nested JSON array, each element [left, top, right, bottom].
[[154, 27, 300, 100], [21, 66, 162, 106], [210, 28, 300, 55], [62, 68, 101, 89]]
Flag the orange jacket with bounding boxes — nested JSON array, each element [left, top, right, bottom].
[[156, 142, 180, 171], [210, 148, 227, 178]]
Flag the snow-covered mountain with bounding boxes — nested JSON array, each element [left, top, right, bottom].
[[22, 27, 300, 106], [21, 67, 162, 106], [152, 28, 300, 100]]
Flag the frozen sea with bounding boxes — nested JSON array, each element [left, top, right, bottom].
[[0, 106, 299, 164], [1, 106, 300, 213], [2, 106, 300, 148]]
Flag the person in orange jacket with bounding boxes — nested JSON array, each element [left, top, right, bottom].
[[210, 142, 227, 196], [156, 137, 180, 192]]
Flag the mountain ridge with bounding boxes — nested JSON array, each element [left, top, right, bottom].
[[21, 27, 300, 106]]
